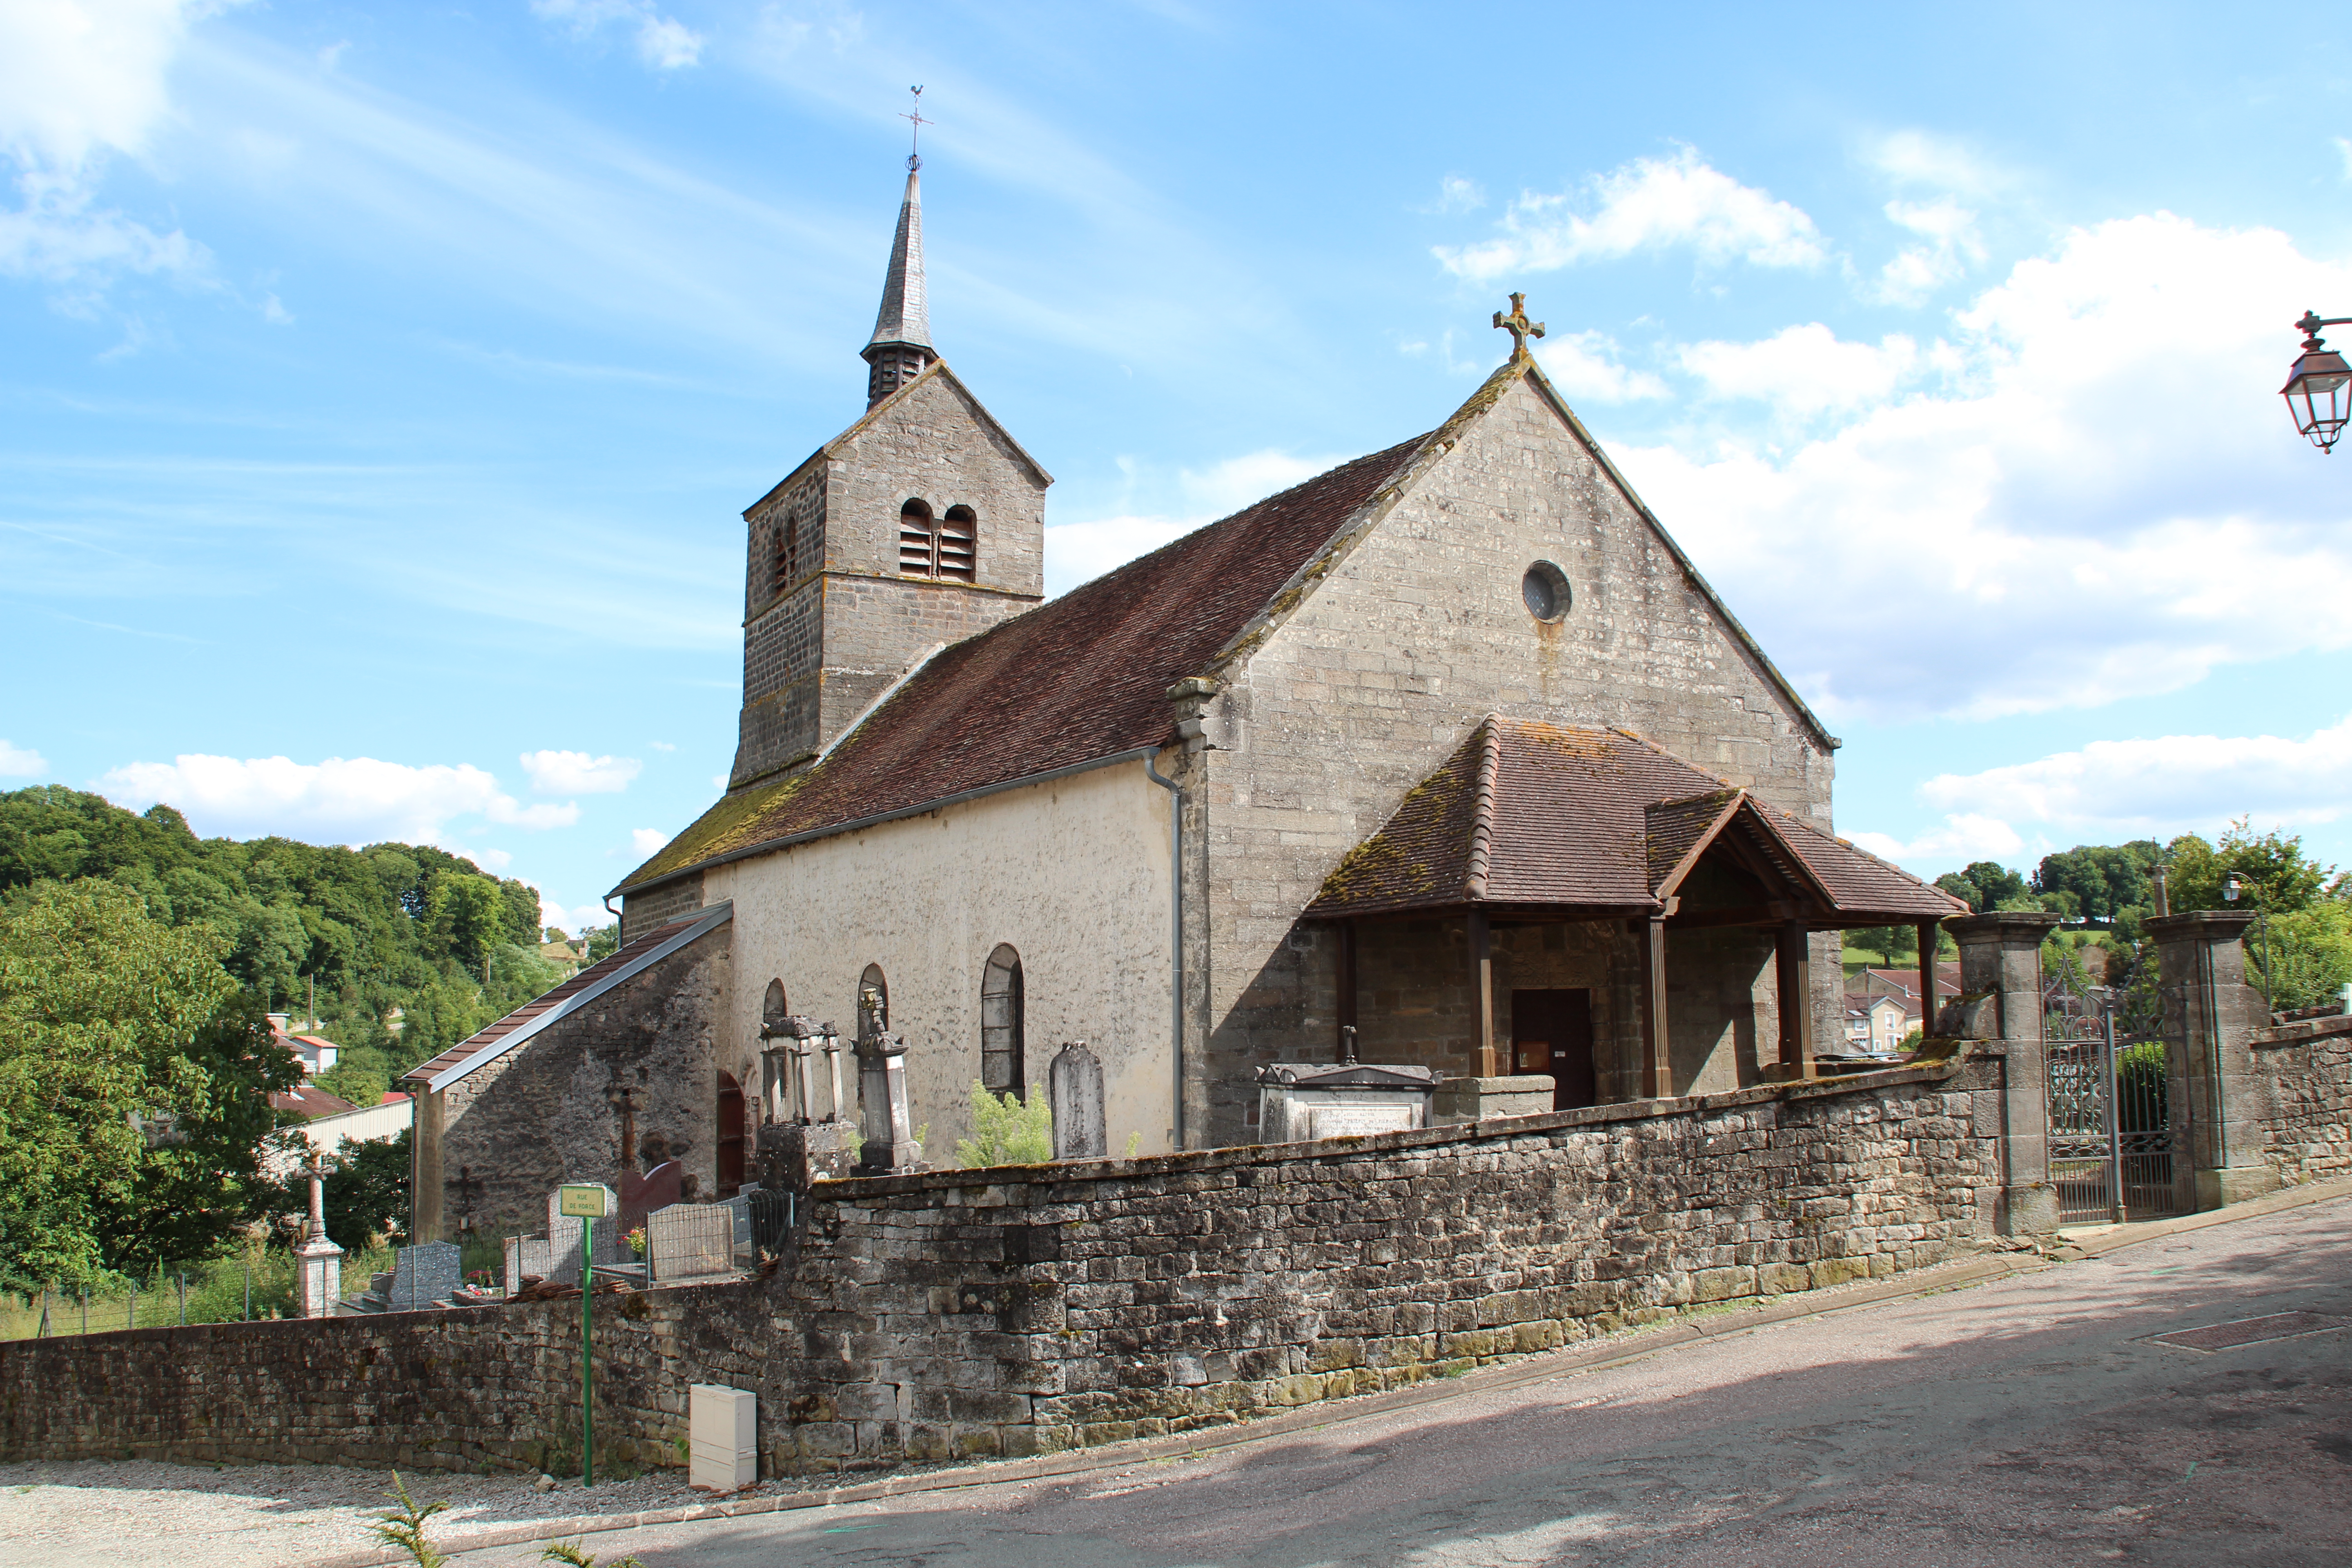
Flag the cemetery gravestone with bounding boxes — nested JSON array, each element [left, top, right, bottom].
[[353, 1240, 461, 1313], [1050, 1041, 1107, 1160]]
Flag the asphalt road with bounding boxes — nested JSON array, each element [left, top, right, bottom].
[[451, 1196, 2352, 1568]]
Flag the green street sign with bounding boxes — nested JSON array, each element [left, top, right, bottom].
[[558, 1184, 610, 1219]]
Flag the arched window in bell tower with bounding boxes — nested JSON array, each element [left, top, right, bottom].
[[939, 505, 977, 583], [897, 498, 937, 578]]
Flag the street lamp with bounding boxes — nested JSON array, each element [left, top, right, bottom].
[[2283, 312, 2352, 452], [2223, 872, 2278, 1009]]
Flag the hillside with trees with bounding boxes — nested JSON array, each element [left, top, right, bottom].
[[0, 785, 573, 1107]]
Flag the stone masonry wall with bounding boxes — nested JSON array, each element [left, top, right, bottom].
[[0, 1278, 770, 1476], [4, 1063, 2003, 1475], [2248, 1014, 2352, 1185]]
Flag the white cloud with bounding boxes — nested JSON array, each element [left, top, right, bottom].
[[519, 748, 641, 794], [1676, 323, 1921, 417], [1919, 717, 2352, 838], [530, 0, 703, 72], [1533, 331, 1668, 405], [647, 740, 676, 751], [541, 899, 613, 935], [470, 846, 514, 870], [1615, 212, 2352, 723], [1867, 130, 2007, 199], [0, 740, 50, 778], [1871, 197, 1987, 306], [1846, 814, 2024, 871], [0, 171, 206, 282], [629, 827, 670, 856], [1422, 174, 1485, 215], [0, 0, 205, 171], [1435, 147, 1828, 282], [0, 0, 214, 291], [96, 753, 579, 845]]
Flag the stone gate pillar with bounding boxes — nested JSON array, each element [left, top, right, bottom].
[[2145, 911, 2275, 1210], [1946, 911, 2062, 1235]]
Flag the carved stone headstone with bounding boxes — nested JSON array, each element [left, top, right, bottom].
[[618, 1159, 682, 1235], [1049, 1041, 1107, 1161], [355, 1240, 461, 1313]]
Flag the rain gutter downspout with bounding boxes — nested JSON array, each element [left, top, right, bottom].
[[1143, 751, 1184, 1151]]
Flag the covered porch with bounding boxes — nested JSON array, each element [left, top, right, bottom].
[[1301, 718, 1968, 1107]]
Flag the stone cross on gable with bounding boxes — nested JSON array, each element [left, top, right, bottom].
[[1492, 293, 1545, 358]]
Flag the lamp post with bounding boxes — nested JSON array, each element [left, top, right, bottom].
[[2283, 312, 2352, 452], [2222, 872, 2276, 1010]]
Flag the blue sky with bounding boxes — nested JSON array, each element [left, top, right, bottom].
[[8, 1, 2352, 931]]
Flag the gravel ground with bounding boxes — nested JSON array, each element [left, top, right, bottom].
[[0, 1458, 795, 1568]]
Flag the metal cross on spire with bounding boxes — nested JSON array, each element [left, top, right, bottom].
[[1492, 293, 1546, 358], [901, 84, 930, 172]]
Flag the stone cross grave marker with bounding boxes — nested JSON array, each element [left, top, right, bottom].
[[1050, 1041, 1106, 1161]]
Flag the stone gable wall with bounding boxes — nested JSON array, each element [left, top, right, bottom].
[[2248, 1015, 2352, 1185], [1189, 373, 1841, 1143], [2, 1064, 2001, 1476], [433, 926, 731, 1243]]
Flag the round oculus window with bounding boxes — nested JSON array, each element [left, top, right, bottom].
[[1522, 561, 1571, 622]]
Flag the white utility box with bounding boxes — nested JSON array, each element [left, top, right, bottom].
[[688, 1382, 757, 1491]]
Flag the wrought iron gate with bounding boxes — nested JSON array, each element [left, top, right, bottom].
[[2047, 987, 2178, 1224]]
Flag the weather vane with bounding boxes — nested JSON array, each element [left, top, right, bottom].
[[902, 85, 930, 172]]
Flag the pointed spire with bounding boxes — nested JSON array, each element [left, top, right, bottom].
[[862, 91, 938, 407]]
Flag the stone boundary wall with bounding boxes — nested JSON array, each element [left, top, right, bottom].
[[2247, 1013, 2352, 1186], [0, 1060, 2004, 1476], [0, 1278, 773, 1475]]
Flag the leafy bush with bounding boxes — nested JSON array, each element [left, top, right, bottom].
[[955, 1081, 1053, 1167]]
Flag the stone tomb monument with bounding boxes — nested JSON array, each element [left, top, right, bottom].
[[350, 1240, 461, 1313], [1256, 1062, 1441, 1143], [646, 1201, 737, 1284], [1049, 1041, 1106, 1161]]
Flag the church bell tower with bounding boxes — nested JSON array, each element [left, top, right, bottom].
[[728, 145, 1052, 792]]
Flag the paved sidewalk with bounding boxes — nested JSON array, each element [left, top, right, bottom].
[[433, 1189, 2352, 1568]]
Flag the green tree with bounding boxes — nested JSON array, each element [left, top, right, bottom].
[[583, 923, 620, 963], [2034, 843, 2159, 926], [0, 882, 296, 1284], [956, 1082, 1054, 1167], [2165, 818, 2336, 915]]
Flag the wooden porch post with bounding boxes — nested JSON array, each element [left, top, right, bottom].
[[1469, 910, 1497, 1077], [1774, 921, 1814, 1078], [1915, 923, 1940, 1039], [1640, 914, 1673, 1098], [1337, 920, 1358, 1058]]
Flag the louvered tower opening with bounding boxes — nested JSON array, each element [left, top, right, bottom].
[[899, 498, 937, 576], [938, 505, 976, 583]]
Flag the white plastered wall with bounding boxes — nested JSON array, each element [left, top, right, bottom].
[[703, 760, 1177, 1160]]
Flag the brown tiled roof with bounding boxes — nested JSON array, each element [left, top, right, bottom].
[[1308, 716, 1967, 924], [617, 435, 1433, 892], [402, 904, 732, 1091], [270, 1085, 360, 1120]]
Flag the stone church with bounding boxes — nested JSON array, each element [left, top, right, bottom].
[[405, 160, 1960, 1243]]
